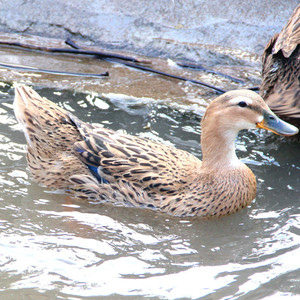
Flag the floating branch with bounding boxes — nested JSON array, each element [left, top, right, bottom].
[[64, 38, 151, 64], [109, 58, 227, 93], [176, 61, 245, 84], [0, 62, 109, 78], [247, 86, 259, 91], [67, 39, 227, 94], [0, 38, 229, 93], [0, 40, 150, 64]]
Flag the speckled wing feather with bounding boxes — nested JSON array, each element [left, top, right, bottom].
[[262, 89, 300, 119], [273, 5, 300, 58], [14, 85, 92, 188], [260, 4, 300, 123], [68, 113, 202, 196], [14, 84, 202, 206]]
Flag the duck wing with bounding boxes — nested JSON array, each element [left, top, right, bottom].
[[260, 5, 300, 124], [68, 113, 202, 195], [273, 5, 300, 58]]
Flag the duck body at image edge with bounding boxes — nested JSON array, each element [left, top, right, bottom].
[[260, 4, 300, 137]]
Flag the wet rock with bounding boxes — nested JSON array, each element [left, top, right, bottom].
[[0, 0, 298, 59]]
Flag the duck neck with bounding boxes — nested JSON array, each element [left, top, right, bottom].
[[201, 122, 242, 170]]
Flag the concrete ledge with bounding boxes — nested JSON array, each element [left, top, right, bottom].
[[0, 0, 298, 58]]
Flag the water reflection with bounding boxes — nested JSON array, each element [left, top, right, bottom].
[[0, 82, 299, 299]]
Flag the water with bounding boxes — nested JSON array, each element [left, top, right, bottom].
[[0, 48, 299, 298]]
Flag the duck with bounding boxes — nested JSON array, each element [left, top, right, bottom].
[[260, 4, 300, 134], [14, 85, 298, 218]]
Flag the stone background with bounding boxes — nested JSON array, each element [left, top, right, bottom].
[[0, 0, 298, 58]]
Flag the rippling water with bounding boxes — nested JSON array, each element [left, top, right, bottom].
[[0, 82, 300, 299]]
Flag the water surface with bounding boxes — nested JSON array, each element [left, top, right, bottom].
[[0, 45, 299, 299]]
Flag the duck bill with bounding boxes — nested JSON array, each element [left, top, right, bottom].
[[256, 110, 299, 136]]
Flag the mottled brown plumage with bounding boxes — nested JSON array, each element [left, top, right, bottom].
[[14, 85, 298, 218], [260, 4, 300, 133]]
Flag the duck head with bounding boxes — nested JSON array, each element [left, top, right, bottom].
[[200, 90, 298, 169], [202, 89, 299, 137]]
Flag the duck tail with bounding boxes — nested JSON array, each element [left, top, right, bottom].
[[14, 84, 87, 188]]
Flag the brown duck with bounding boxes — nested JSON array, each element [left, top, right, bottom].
[[14, 85, 298, 218], [260, 4, 300, 132]]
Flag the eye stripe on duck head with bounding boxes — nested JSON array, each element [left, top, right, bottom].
[[203, 90, 268, 122], [227, 96, 264, 114]]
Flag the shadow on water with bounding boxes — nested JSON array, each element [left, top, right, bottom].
[[0, 55, 299, 299]]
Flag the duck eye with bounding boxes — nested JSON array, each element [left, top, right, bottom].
[[238, 101, 247, 108]]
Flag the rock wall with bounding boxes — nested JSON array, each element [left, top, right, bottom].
[[0, 0, 298, 58]]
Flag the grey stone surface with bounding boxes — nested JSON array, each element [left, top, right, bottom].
[[0, 0, 298, 58]]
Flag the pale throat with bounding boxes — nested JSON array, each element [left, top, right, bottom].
[[201, 126, 243, 169]]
